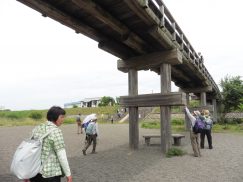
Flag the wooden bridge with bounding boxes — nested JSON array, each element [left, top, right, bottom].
[[17, 0, 222, 153]]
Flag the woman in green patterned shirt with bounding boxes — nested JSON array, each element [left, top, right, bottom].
[[27, 106, 72, 182]]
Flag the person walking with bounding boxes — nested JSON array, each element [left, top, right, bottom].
[[76, 113, 82, 134], [82, 114, 98, 155], [185, 107, 201, 157], [27, 106, 72, 182], [200, 109, 213, 149]]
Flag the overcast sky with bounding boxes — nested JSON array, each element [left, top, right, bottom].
[[0, 0, 242, 111]]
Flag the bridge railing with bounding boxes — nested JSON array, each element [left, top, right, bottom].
[[142, 0, 220, 96]]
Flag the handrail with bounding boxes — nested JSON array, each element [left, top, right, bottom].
[[147, 0, 220, 96]]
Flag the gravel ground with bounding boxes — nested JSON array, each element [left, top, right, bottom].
[[1, 124, 243, 182]]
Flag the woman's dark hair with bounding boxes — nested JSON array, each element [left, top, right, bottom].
[[47, 106, 66, 122]]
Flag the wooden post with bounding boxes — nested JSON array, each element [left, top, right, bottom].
[[128, 69, 139, 149], [185, 93, 191, 130], [160, 63, 171, 154], [200, 92, 207, 106], [212, 99, 218, 122]]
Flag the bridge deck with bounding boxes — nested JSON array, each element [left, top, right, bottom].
[[17, 0, 221, 99]]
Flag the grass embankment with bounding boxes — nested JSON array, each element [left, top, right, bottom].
[[0, 106, 119, 127], [141, 118, 243, 134]]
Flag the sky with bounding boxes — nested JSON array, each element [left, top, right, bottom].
[[0, 0, 242, 111]]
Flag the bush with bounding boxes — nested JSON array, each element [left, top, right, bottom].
[[64, 117, 75, 124], [166, 147, 186, 158], [29, 112, 42, 120], [141, 121, 160, 129], [171, 118, 184, 125], [5, 113, 21, 119]]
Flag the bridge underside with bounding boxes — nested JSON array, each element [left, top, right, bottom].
[[17, 0, 220, 99]]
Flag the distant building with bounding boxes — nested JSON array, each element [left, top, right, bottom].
[[64, 97, 102, 108]]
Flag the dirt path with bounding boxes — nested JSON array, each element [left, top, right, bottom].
[[1, 124, 243, 182]]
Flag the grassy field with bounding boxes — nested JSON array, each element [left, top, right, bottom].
[[0, 106, 119, 127], [141, 119, 243, 134], [1, 106, 243, 134]]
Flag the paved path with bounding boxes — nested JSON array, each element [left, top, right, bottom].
[[1, 124, 243, 182]]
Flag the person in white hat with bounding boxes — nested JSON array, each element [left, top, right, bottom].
[[82, 114, 98, 155]]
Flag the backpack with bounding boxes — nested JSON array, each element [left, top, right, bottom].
[[85, 122, 95, 135], [82, 121, 90, 130], [205, 117, 213, 130], [10, 129, 54, 179], [193, 117, 206, 134]]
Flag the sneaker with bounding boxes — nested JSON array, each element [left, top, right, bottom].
[[91, 151, 97, 154], [82, 149, 86, 155], [209, 146, 213, 149]]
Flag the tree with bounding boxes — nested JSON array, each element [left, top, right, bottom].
[[98, 96, 115, 107], [220, 75, 243, 112]]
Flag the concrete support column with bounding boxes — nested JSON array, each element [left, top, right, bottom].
[[160, 63, 172, 154], [128, 69, 139, 149]]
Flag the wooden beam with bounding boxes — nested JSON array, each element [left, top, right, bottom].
[[72, 0, 148, 54], [160, 63, 172, 154], [181, 86, 213, 93], [128, 69, 139, 150], [200, 92, 207, 106], [98, 40, 135, 59], [117, 49, 182, 72], [119, 92, 186, 107], [189, 105, 214, 113]]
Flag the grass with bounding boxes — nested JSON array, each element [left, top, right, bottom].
[[141, 118, 185, 132], [141, 119, 243, 134], [0, 106, 121, 127], [166, 147, 186, 158]]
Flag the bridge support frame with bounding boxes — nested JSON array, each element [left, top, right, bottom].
[[118, 50, 185, 154]]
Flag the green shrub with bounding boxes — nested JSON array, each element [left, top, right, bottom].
[[29, 112, 43, 120], [64, 117, 75, 124], [166, 147, 186, 158], [141, 121, 160, 129], [171, 118, 184, 125], [5, 113, 21, 119]]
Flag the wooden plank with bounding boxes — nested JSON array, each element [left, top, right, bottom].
[[117, 49, 182, 72], [72, 0, 148, 54], [120, 92, 186, 107], [181, 86, 213, 93]]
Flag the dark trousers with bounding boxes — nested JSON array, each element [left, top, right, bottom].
[[30, 173, 61, 182], [200, 129, 212, 149], [83, 134, 97, 152]]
